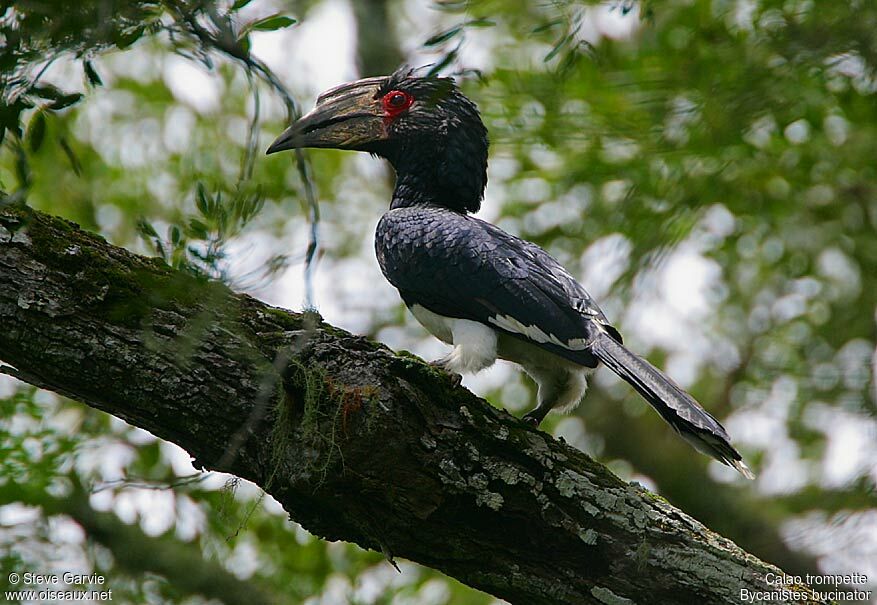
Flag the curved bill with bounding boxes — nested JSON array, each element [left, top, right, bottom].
[[266, 77, 387, 154]]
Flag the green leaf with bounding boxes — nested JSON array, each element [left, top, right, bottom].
[[238, 34, 251, 54], [83, 60, 103, 87], [27, 112, 46, 153], [59, 137, 82, 176], [424, 26, 462, 47], [114, 26, 145, 49], [423, 18, 493, 48], [187, 219, 209, 239], [463, 18, 495, 28], [231, 0, 255, 10], [31, 84, 65, 101], [49, 93, 84, 111], [545, 32, 574, 62], [196, 182, 211, 216], [136, 218, 158, 238], [14, 141, 30, 188], [243, 14, 297, 35], [531, 19, 563, 34], [425, 46, 459, 77]]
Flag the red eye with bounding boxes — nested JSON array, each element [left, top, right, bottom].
[[382, 90, 413, 117]]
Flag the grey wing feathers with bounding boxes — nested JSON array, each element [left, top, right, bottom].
[[477, 220, 623, 344], [376, 207, 614, 362]]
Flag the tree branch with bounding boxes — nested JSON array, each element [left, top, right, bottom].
[[0, 206, 827, 605]]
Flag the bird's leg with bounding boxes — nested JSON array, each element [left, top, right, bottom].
[[521, 367, 589, 427], [520, 365, 562, 426], [522, 405, 551, 426], [428, 322, 498, 388]]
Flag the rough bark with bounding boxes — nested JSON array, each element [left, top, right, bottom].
[[0, 205, 827, 605]]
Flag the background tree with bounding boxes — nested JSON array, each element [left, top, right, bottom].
[[1, 0, 875, 603]]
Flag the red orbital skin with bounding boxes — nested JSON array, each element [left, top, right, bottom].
[[381, 89, 414, 123]]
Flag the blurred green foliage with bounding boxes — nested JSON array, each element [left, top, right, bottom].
[[1, 0, 875, 603]]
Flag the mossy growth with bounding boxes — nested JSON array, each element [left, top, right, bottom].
[[257, 304, 306, 332], [267, 359, 381, 490], [11, 205, 235, 328], [641, 489, 670, 505], [393, 349, 449, 384]]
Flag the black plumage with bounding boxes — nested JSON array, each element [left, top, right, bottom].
[[267, 66, 754, 479], [375, 205, 610, 367]]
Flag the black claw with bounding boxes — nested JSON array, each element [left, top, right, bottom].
[[522, 411, 544, 426]]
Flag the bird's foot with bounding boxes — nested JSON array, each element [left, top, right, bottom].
[[429, 360, 462, 387], [522, 409, 547, 427]]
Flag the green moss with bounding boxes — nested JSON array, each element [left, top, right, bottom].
[[395, 349, 422, 362], [266, 384, 296, 491], [258, 304, 305, 331], [319, 322, 355, 339], [100, 268, 215, 327], [268, 360, 380, 488], [642, 489, 670, 505], [394, 349, 449, 383], [14, 207, 241, 329], [295, 362, 336, 448]]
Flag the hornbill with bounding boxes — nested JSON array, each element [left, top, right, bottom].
[[267, 67, 754, 479]]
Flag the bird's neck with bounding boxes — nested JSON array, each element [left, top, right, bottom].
[[390, 174, 440, 209], [385, 139, 487, 214], [388, 165, 486, 213]]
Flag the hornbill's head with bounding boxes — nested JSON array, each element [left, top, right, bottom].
[[267, 67, 488, 213]]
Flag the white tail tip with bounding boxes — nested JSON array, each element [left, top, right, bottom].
[[731, 459, 756, 480]]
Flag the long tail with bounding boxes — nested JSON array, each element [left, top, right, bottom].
[[591, 330, 754, 479]]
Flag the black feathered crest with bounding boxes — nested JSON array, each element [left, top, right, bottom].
[[377, 66, 457, 106]]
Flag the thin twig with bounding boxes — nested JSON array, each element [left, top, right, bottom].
[[163, 0, 321, 307], [90, 472, 210, 494], [241, 69, 260, 183]]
